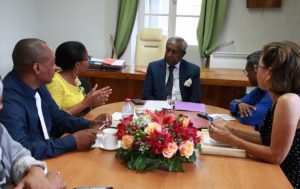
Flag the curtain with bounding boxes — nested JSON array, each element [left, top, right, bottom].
[[196, 0, 228, 61], [113, 0, 139, 58]]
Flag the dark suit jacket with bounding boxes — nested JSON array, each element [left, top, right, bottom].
[[143, 59, 201, 102]]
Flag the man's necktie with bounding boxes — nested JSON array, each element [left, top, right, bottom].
[[35, 92, 50, 140], [164, 66, 175, 99]]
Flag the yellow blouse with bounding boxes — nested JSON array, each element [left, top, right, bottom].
[[46, 72, 85, 111]]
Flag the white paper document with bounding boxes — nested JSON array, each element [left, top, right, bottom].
[[202, 130, 231, 147], [208, 114, 235, 121], [143, 100, 171, 111], [200, 130, 246, 158]]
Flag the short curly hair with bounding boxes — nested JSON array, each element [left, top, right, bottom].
[[262, 41, 300, 95]]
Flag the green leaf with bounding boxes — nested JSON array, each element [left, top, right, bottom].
[[196, 143, 202, 150], [168, 158, 177, 171], [146, 160, 160, 171], [189, 152, 197, 162], [134, 156, 147, 171], [128, 159, 134, 169], [175, 158, 185, 172]]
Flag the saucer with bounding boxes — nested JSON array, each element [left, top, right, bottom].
[[99, 141, 121, 151], [92, 134, 121, 150]]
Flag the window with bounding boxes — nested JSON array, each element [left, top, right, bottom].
[[139, 0, 202, 46]]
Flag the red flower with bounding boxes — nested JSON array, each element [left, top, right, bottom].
[[146, 110, 176, 126]]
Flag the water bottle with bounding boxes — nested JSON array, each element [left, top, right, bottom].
[[122, 98, 134, 118]]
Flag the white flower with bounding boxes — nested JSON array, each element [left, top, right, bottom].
[[184, 78, 192, 87]]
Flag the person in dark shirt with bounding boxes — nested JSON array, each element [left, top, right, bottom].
[[229, 51, 272, 127], [0, 79, 66, 189], [0, 38, 111, 160], [143, 37, 200, 102]]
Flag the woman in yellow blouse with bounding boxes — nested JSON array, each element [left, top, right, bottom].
[[46, 41, 112, 116]]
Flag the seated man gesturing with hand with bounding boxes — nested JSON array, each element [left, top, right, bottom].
[[0, 38, 111, 160]]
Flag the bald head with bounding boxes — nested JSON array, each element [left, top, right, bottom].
[[12, 38, 48, 72]]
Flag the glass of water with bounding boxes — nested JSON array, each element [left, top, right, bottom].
[[167, 95, 176, 112]]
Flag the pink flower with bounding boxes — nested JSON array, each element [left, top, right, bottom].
[[121, 135, 134, 150], [179, 140, 194, 158], [163, 142, 178, 158], [144, 122, 162, 135]]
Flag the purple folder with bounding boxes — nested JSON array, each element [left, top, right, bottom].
[[174, 102, 205, 112]]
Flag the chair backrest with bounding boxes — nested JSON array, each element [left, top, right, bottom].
[[135, 28, 167, 67]]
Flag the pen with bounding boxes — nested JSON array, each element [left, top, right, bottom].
[[98, 123, 106, 131]]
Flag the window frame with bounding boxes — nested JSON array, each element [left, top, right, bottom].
[[138, 0, 201, 46]]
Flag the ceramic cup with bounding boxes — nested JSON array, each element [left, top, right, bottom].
[[101, 128, 118, 149]]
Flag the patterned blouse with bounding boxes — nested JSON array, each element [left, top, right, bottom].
[[260, 104, 300, 188], [46, 72, 85, 111]]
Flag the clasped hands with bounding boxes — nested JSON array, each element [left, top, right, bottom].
[[237, 101, 256, 117]]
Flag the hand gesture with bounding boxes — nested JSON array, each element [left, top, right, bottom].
[[92, 86, 112, 107], [237, 102, 256, 117], [82, 84, 112, 108], [73, 129, 98, 150], [90, 113, 112, 130]]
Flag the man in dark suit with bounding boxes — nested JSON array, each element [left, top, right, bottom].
[[143, 37, 200, 102]]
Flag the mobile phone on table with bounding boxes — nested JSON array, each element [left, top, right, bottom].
[[131, 98, 144, 105], [197, 112, 213, 122]]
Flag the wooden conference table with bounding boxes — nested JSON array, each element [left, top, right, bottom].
[[79, 67, 250, 109], [46, 102, 292, 189]]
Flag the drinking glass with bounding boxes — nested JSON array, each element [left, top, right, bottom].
[[167, 95, 176, 112], [135, 107, 146, 117]]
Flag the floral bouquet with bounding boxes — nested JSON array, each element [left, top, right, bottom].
[[116, 109, 203, 172]]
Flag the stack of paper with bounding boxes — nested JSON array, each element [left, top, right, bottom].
[[201, 130, 246, 158], [89, 58, 126, 71]]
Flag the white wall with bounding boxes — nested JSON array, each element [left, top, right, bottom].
[[1, 0, 300, 76], [211, 0, 300, 68], [0, 0, 119, 77], [36, 0, 118, 59], [0, 0, 37, 77]]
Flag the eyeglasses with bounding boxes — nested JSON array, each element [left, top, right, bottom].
[[243, 65, 259, 76], [81, 55, 92, 63]]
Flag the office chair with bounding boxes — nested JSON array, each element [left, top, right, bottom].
[[135, 28, 167, 67]]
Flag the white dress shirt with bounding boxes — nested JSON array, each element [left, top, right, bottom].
[[165, 62, 182, 101]]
